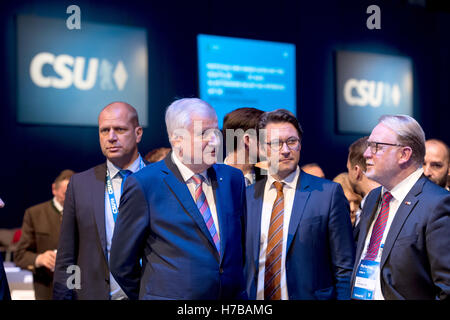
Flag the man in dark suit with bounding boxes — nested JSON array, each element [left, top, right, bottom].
[[351, 115, 450, 300], [14, 169, 74, 299], [245, 109, 355, 300], [110, 98, 247, 300], [53, 102, 145, 300], [222, 107, 265, 186]]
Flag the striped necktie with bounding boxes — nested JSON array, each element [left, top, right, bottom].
[[191, 174, 220, 253], [264, 181, 284, 300], [364, 191, 393, 261]]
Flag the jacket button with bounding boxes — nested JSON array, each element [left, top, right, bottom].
[[105, 278, 110, 284], [219, 268, 224, 274]]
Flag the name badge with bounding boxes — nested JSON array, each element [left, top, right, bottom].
[[351, 259, 379, 300]]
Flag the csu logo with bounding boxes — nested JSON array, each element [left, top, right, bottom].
[[343, 78, 401, 108], [29, 52, 128, 91]]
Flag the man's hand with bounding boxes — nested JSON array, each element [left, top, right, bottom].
[[35, 250, 56, 271]]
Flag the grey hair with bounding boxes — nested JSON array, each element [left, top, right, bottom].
[[379, 114, 426, 166], [165, 98, 217, 139]]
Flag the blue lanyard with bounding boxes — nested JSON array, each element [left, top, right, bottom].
[[106, 158, 145, 223]]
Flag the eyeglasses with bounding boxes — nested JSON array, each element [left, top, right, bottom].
[[366, 141, 405, 154], [266, 137, 300, 151]]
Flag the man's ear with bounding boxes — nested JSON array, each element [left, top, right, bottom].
[[398, 146, 413, 164], [135, 126, 143, 143], [51, 183, 57, 197], [243, 134, 250, 149], [354, 164, 363, 180]]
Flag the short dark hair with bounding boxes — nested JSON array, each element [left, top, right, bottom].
[[348, 136, 369, 171], [54, 169, 75, 187], [257, 109, 303, 140], [222, 107, 264, 152]]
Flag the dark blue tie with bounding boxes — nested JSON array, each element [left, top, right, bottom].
[[119, 170, 132, 195]]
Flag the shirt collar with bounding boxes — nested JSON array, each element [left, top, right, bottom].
[[244, 169, 256, 186], [267, 165, 300, 190], [107, 154, 143, 179], [171, 152, 209, 184], [52, 197, 63, 213], [382, 167, 424, 203]]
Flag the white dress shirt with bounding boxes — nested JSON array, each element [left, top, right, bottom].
[[257, 166, 300, 300], [172, 153, 220, 239], [359, 167, 423, 300], [52, 197, 63, 214], [354, 194, 368, 228], [105, 155, 144, 300]]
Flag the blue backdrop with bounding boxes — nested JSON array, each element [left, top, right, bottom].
[[0, 0, 449, 228]]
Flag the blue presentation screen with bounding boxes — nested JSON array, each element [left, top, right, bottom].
[[17, 15, 148, 126], [336, 51, 413, 134], [198, 34, 296, 126]]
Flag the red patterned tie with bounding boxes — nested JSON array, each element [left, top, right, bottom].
[[364, 191, 393, 261], [264, 181, 284, 300], [191, 174, 220, 253]]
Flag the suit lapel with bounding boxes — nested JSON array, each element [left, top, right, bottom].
[[286, 171, 311, 254], [208, 166, 225, 260], [380, 177, 425, 269], [93, 164, 108, 260], [163, 155, 219, 257], [250, 178, 266, 267]]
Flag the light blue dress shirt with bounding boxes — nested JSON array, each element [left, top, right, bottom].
[[105, 155, 144, 300]]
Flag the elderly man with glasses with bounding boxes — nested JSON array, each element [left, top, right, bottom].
[[350, 115, 450, 300], [244, 109, 355, 300]]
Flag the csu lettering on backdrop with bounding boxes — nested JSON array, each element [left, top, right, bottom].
[[343, 78, 401, 108], [29, 52, 128, 91]]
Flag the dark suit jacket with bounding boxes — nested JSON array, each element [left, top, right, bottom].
[[53, 164, 111, 300], [351, 176, 450, 300], [245, 170, 355, 300], [0, 254, 10, 300], [110, 155, 247, 300], [14, 200, 61, 300]]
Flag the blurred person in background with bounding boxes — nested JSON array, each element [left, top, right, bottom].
[[347, 136, 380, 240], [333, 172, 362, 227], [423, 139, 449, 190], [223, 107, 264, 186], [15, 169, 75, 300]]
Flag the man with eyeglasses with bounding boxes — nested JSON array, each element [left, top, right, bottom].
[[351, 115, 450, 300], [244, 109, 355, 300]]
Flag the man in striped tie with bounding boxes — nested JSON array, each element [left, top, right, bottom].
[[245, 109, 355, 300], [110, 98, 247, 300], [351, 115, 450, 300]]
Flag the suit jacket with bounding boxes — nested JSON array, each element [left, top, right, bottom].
[[53, 164, 111, 300], [351, 176, 450, 300], [0, 254, 10, 300], [110, 155, 247, 300], [14, 200, 61, 299], [245, 170, 355, 300]]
